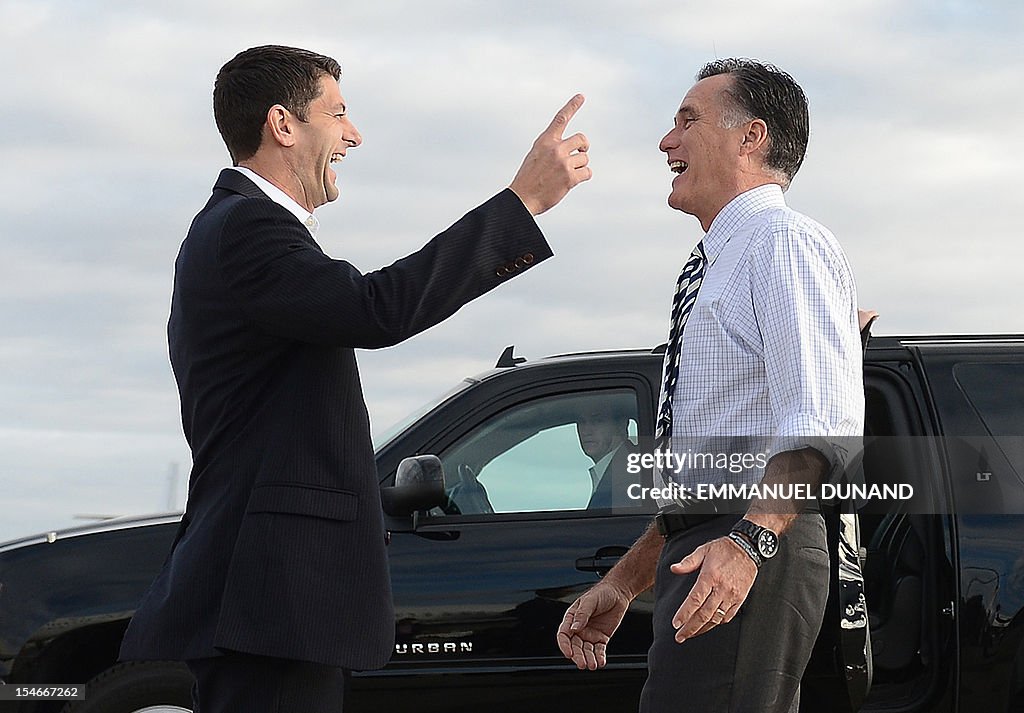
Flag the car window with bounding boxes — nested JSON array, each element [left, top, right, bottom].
[[954, 362, 1024, 481], [373, 379, 474, 451], [437, 388, 652, 515]]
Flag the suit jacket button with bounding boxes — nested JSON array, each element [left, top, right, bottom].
[[514, 258, 526, 269], [496, 268, 506, 277], [523, 253, 535, 265]]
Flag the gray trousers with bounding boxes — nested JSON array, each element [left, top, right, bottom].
[[639, 513, 828, 713]]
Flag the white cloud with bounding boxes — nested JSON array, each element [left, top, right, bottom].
[[0, 0, 52, 36]]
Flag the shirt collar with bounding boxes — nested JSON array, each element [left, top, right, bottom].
[[230, 166, 320, 238], [702, 183, 785, 263], [593, 443, 621, 477]]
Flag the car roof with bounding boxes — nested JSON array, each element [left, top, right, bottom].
[[473, 335, 1024, 381], [468, 345, 663, 382], [0, 512, 183, 553]]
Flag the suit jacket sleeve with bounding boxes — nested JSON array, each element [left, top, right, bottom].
[[216, 188, 550, 347]]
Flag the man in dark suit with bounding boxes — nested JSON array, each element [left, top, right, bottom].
[[118, 45, 590, 712], [578, 404, 650, 510]]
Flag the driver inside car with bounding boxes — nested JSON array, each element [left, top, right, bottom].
[[576, 404, 648, 510]]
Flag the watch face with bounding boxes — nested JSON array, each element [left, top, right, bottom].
[[756, 530, 779, 559]]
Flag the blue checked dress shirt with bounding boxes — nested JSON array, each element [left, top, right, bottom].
[[654, 184, 864, 505]]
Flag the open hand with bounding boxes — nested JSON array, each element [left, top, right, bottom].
[[555, 580, 632, 670], [668, 537, 757, 642]]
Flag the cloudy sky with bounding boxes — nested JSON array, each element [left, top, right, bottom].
[[1, 0, 1021, 542]]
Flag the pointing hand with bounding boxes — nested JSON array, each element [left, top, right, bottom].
[[509, 94, 591, 216]]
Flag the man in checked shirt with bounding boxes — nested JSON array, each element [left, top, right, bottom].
[[556, 59, 864, 712]]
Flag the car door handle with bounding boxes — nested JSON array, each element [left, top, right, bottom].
[[575, 546, 630, 574]]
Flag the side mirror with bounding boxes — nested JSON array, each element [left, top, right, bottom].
[[380, 455, 448, 517]]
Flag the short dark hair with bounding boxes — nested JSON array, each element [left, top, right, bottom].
[[213, 45, 342, 163], [697, 58, 809, 185]]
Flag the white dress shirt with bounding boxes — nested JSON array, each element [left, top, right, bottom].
[[662, 184, 864, 499], [230, 166, 320, 238]]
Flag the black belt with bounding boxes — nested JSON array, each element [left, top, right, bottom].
[[654, 509, 723, 538]]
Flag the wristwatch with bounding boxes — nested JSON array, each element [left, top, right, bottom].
[[729, 519, 779, 567]]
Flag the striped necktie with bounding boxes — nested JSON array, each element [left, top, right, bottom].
[[655, 241, 707, 452]]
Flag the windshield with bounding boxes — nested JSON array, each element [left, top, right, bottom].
[[372, 379, 475, 452]]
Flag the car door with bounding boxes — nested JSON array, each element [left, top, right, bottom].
[[352, 374, 657, 713]]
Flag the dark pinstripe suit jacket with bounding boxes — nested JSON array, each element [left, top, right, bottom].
[[585, 444, 651, 510], [119, 169, 551, 670]]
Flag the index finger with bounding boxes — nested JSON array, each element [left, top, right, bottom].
[[543, 93, 585, 139]]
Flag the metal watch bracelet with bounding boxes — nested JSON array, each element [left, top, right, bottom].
[[727, 531, 764, 567]]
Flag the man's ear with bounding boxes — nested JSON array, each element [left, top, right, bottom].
[[739, 118, 769, 157], [265, 104, 297, 148]]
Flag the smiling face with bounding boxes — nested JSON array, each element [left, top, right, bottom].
[[290, 74, 362, 209], [659, 74, 751, 231]]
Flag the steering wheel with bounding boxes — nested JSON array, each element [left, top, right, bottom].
[[446, 464, 495, 515]]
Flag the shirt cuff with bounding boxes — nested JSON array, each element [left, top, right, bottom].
[[770, 413, 863, 483]]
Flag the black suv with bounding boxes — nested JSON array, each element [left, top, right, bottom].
[[1, 335, 1023, 713]]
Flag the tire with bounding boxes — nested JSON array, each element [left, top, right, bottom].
[[62, 661, 194, 713]]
